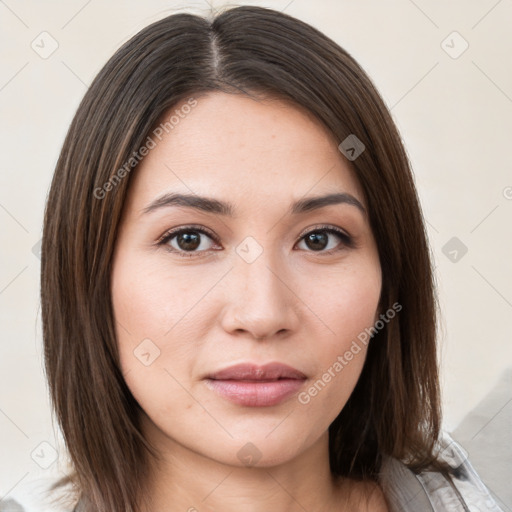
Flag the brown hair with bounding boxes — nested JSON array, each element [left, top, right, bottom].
[[41, 5, 449, 511]]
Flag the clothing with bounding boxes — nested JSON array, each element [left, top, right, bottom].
[[379, 431, 504, 511], [1, 432, 504, 511]]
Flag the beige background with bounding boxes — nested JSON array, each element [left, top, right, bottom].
[[1, 0, 511, 508]]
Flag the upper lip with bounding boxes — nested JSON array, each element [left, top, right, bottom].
[[207, 362, 307, 381]]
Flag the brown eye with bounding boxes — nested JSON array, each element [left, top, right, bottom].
[[157, 224, 354, 258], [174, 231, 202, 251], [303, 232, 329, 251], [158, 226, 218, 257], [296, 227, 354, 253]]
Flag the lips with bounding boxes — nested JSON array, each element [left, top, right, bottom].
[[204, 362, 307, 407], [207, 362, 307, 381]]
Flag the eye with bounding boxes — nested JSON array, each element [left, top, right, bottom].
[[156, 224, 355, 258], [295, 225, 355, 254], [156, 225, 220, 258]]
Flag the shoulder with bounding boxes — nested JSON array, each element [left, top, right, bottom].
[[3, 474, 78, 512], [379, 431, 505, 512]]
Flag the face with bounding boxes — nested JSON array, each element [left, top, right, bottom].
[[111, 92, 382, 468]]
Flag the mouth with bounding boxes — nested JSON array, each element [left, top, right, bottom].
[[206, 362, 307, 381], [204, 362, 307, 407]]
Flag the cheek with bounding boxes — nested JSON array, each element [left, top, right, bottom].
[[111, 248, 203, 345], [111, 250, 173, 379], [111, 254, 197, 425], [308, 257, 382, 348], [110, 249, 216, 408], [296, 258, 380, 412]]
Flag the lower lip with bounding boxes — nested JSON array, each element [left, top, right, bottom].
[[205, 378, 305, 407]]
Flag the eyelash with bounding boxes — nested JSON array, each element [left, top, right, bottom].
[[155, 224, 355, 258]]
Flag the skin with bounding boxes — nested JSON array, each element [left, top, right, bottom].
[[111, 92, 388, 511]]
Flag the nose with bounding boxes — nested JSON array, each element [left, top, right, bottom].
[[219, 251, 300, 340]]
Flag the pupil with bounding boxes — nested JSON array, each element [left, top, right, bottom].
[[178, 232, 200, 251], [307, 232, 327, 251]]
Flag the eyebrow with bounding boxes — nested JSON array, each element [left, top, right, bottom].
[[141, 192, 366, 217]]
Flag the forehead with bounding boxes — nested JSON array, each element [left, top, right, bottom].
[[126, 92, 366, 214]]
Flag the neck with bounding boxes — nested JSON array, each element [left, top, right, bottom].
[[139, 416, 349, 512]]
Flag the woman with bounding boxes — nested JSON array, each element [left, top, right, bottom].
[[38, 5, 503, 512]]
